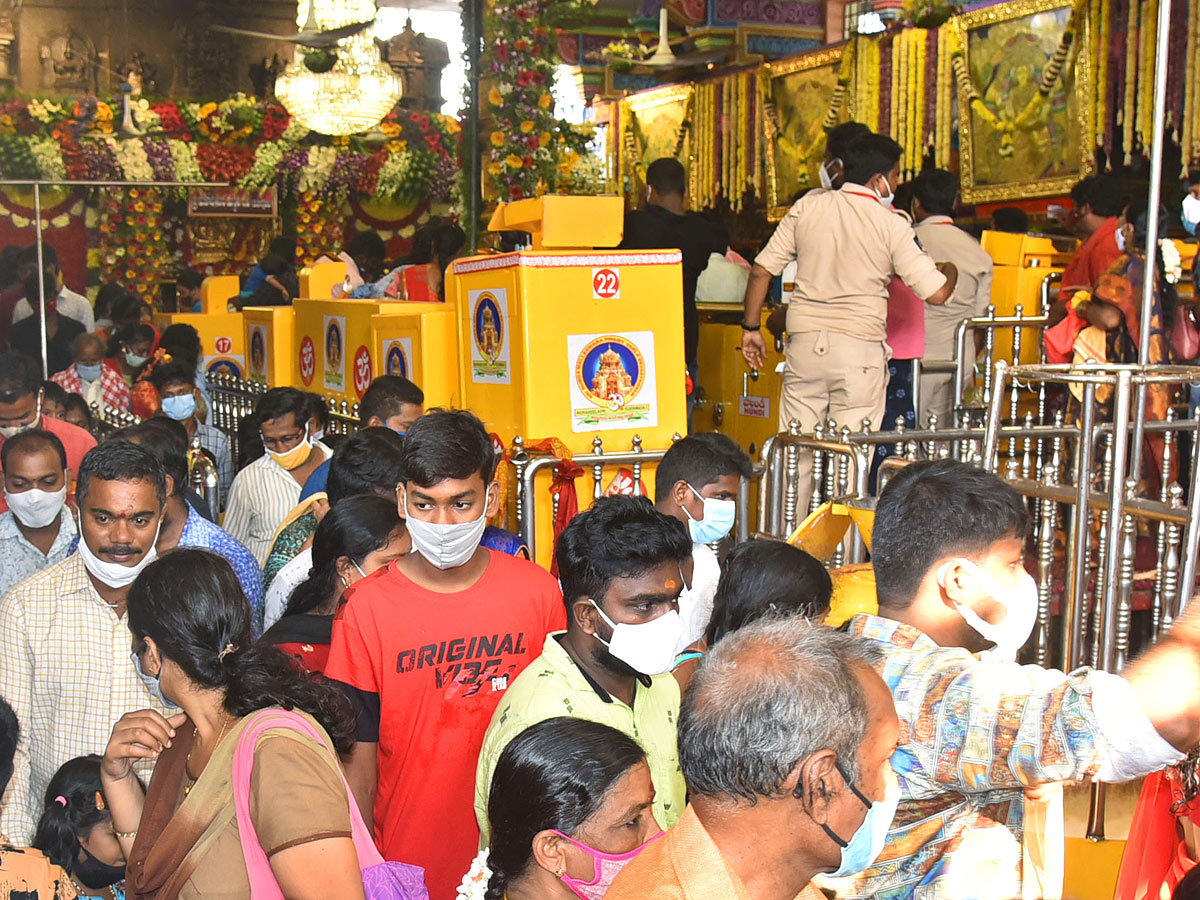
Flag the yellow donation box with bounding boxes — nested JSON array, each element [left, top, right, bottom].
[[449, 196, 688, 565], [981, 230, 1074, 365], [154, 275, 246, 378], [371, 303, 460, 409], [243, 306, 295, 388]]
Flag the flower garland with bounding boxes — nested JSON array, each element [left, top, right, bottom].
[[483, 0, 595, 200], [294, 192, 349, 266], [97, 187, 173, 302], [0, 93, 461, 203]]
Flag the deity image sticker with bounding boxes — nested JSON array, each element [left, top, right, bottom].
[[248, 326, 268, 382], [567, 331, 658, 433], [382, 337, 413, 379], [470, 288, 511, 384], [323, 315, 346, 391], [204, 357, 243, 379]]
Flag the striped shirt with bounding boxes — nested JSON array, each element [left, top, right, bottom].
[[0, 552, 171, 844], [222, 443, 330, 565]]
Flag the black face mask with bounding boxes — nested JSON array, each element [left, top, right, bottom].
[[74, 843, 126, 890]]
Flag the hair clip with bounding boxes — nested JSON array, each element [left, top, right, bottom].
[[54, 795, 67, 807], [95, 791, 107, 811], [218, 642, 239, 661]]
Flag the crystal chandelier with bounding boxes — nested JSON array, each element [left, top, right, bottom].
[[275, 0, 402, 136]]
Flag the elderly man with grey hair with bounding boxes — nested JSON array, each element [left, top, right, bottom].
[[607, 616, 901, 900]]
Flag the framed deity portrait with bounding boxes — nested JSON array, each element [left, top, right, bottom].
[[954, 0, 1095, 203], [617, 84, 695, 207], [760, 45, 848, 220]]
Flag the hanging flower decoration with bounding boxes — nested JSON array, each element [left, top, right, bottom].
[[0, 93, 461, 205], [483, 2, 598, 200]]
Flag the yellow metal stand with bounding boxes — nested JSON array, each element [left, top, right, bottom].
[[154, 275, 246, 378], [451, 195, 688, 565]]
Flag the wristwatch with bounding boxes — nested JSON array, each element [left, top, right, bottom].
[[741, 322, 761, 332]]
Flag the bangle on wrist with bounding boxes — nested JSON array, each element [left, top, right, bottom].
[[741, 322, 761, 332]]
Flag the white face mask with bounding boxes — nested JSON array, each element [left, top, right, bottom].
[[5, 485, 66, 529], [590, 599, 684, 676], [819, 158, 839, 191], [1115, 226, 1128, 252], [1183, 194, 1200, 235], [76, 512, 162, 588], [937, 557, 1038, 662], [874, 179, 895, 210], [403, 487, 491, 570]]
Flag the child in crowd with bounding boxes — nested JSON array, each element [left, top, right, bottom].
[[652, 432, 753, 676], [326, 408, 565, 900], [33, 757, 128, 900], [0, 694, 75, 899], [59, 394, 93, 435], [39, 381, 68, 422]]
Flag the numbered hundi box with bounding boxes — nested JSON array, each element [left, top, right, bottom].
[[243, 305, 295, 388], [371, 303, 460, 409], [449, 196, 688, 563], [154, 275, 246, 379]]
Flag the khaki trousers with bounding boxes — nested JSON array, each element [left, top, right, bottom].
[[779, 330, 888, 505]]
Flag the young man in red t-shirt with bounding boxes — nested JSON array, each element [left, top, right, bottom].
[[325, 408, 565, 899]]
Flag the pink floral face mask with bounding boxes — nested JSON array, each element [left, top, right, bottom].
[[552, 829, 663, 900]]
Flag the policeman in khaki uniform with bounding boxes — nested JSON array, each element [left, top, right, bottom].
[[740, 133, 957, 499]]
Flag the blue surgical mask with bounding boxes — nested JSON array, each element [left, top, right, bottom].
[[821, 764, 901, 878], [126, 352, 148, 369], [161, 393, 196, 422], [76, 362, 103, 382], [131, 648, 176, 708], [683, 484, 736, 544]]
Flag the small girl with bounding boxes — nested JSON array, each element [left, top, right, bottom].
[[33, 756, 130, 900]]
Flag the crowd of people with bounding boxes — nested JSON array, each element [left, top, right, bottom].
[[1, 121, 1200, 900]]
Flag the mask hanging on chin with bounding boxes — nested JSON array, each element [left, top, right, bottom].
[[76, 514, 162, 589], [937, 557, 1039, 662]]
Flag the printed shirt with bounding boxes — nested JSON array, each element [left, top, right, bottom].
[[51, 362, 132, 412], [474, 632, 686, 845], [178, 503, 265, 633], [324, 550, 566, 900], [193, 420, 233, 509], [0, 511, 77, 596], [0, 418, 95, 516], [913, 215, 996, 360], [606, 805, 826, 900], [754, 184, 947, 342], [222, 442, 330, 565], [0, 838, 76, 900], [842, 613, 1179, 900], [0, 553, 171, 844]]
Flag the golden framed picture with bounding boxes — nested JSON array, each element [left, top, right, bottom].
[[954, 0, 1095, 204], [760, 45, 848, 220], [617, 84, 695, 207]]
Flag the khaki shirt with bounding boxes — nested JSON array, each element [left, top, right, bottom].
[[914, 215, 995, 359], [755, 183, 947, 341]]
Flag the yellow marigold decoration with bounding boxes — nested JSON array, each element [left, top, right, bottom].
[[538, 93, 552, 110], [490, 131, 505, 147], [380, 122, 401, 138], [488, 161, 503, 175], [520, 120, 535, 134], [505, 153, 524, 168], [488, 87, 504, 106], [95, 102, 114, 121], [538, 132, 551, 147], [197, 102, 217, 118]]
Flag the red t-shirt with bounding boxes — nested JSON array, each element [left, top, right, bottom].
[[0, 415, 97, 513], [325, 550, 565, 900], [1059, 216, 1123, 300]]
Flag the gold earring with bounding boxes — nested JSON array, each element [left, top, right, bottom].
[[555, 867, 565, 878]]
